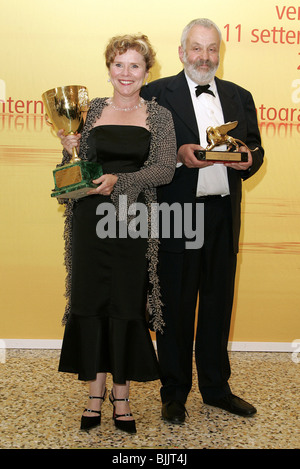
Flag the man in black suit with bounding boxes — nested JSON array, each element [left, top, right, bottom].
[[141, 18, 264, 423]]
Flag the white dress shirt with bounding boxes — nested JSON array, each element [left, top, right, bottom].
[[185, 72, 230, 197]]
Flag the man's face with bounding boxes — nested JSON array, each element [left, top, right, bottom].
[[179, 25, 220, 85]]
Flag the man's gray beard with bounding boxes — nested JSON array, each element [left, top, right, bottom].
[[183, 55, 219, 85]]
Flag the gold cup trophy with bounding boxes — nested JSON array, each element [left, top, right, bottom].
[[42, 85, 103, 199], [194, 121, 249, 163]]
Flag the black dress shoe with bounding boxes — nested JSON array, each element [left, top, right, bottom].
[[203, 394, 257, 417], [109, 390, 137, 434], [162, 401, 187, 424], [80, 388, 107, 431]]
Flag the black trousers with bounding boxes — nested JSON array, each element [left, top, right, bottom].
[[157, 195, 237, 403]]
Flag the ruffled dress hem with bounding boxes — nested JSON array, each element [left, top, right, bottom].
[[58, 313, 160, 383]]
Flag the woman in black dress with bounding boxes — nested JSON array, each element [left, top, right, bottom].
[[57, 34, 177, 433]]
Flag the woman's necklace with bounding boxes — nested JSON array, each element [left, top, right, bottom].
[[107, 97, 145, 112]]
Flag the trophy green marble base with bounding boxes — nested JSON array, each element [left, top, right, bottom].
[[51, 161, 103, 199]]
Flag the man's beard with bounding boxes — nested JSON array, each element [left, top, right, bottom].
[[183, 53, 219, 85]]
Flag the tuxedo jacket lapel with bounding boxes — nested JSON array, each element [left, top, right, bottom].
[[164, 74, 241, 146], [164, 71, 199, 143], [215, 77, 238, 121], [215, 77, 244, 139]]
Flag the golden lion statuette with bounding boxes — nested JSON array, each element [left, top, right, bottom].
[[194, 121, 250, 162]]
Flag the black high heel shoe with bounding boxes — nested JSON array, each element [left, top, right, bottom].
[[109, 390, 136, 434], [80, 388, 107, 431]]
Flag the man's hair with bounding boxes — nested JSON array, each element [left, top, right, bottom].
[[181, 18, 222, 49]]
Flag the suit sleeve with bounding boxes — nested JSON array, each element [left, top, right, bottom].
[[240, 91, 264, 180]]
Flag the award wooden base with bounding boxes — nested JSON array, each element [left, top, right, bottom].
[[194, 150, 248, 163], [51, 161, 103, 199]]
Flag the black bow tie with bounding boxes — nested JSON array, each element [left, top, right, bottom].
[[195, 85, 215, 97]]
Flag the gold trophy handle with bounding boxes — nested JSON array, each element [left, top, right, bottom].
[[45, 114, 53, 127], [45, 114, 59, 138]]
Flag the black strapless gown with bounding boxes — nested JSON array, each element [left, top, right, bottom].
[[58, 126, 160, 383]]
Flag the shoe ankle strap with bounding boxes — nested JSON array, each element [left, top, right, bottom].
[[88, 388, 107, 401], [110, 390, 130, 403], [83, 408, 101, 415]]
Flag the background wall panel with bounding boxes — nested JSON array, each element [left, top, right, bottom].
[[0, 0, 299, 346]]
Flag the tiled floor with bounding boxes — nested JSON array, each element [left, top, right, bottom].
[[0, 349, 299, 449]]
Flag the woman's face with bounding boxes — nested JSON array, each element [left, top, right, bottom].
[[109, 49, 149, 99]]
